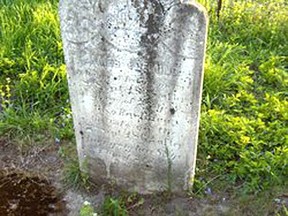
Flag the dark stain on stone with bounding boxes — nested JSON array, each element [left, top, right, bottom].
[[98, 1, 104, 13], [165, 5, 194, 115], [80, 128, 85, 150], [89, 158, 107, 183], [96, 23, 110, 132], [169, 108, 176, 115], [132, 0, 164, 137]]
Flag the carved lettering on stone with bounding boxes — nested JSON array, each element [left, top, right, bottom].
[[59, 0, 208, 194]]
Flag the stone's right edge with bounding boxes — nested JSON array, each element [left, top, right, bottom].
[[180, 1, 208, 192]]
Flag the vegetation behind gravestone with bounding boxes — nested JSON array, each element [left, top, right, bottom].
[[0, 0, 287, 197], [196, 0, 288, 193]]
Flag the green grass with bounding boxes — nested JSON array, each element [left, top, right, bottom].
[[196, 0, 288, 194], [0, 0, 287, 200], [0, 0, 71, 141]]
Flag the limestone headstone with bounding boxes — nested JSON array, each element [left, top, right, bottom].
[[59, 0, 208, 194]]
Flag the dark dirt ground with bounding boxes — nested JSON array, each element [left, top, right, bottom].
[[0, 138, 67, 215], [0, 138, 287, 216]]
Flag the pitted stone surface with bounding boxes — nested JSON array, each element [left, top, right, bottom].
[[59, 0, 208, 194]]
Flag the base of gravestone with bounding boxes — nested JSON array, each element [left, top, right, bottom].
[[79, 157, 196, 196]]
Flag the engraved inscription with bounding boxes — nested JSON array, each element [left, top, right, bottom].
[[60, 0, 208, 194]]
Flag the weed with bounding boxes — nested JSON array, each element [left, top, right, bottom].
[[80, 201, 97, 216], [62, 158, 91, 190], [102, 197, 128, 216], [164, 141, 172, 194]]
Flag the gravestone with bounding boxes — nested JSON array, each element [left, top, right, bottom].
[[59, 0, 208, 194]]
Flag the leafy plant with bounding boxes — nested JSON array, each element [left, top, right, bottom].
[[80, 201, 97, 216], [102, 197, 128, 216]]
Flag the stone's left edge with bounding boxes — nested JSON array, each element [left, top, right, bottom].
[[58, 0, 86, 171]]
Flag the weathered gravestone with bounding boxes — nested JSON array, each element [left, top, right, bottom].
[[59, 0, 208, 194]]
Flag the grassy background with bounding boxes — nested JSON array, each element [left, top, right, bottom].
[[0, 0, 287, 196]]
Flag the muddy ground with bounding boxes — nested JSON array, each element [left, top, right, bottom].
[[0, 138, 287, 216]]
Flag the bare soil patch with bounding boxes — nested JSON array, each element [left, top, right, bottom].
[[0, 138, 67, 216], [0, 170, 65, 216]]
